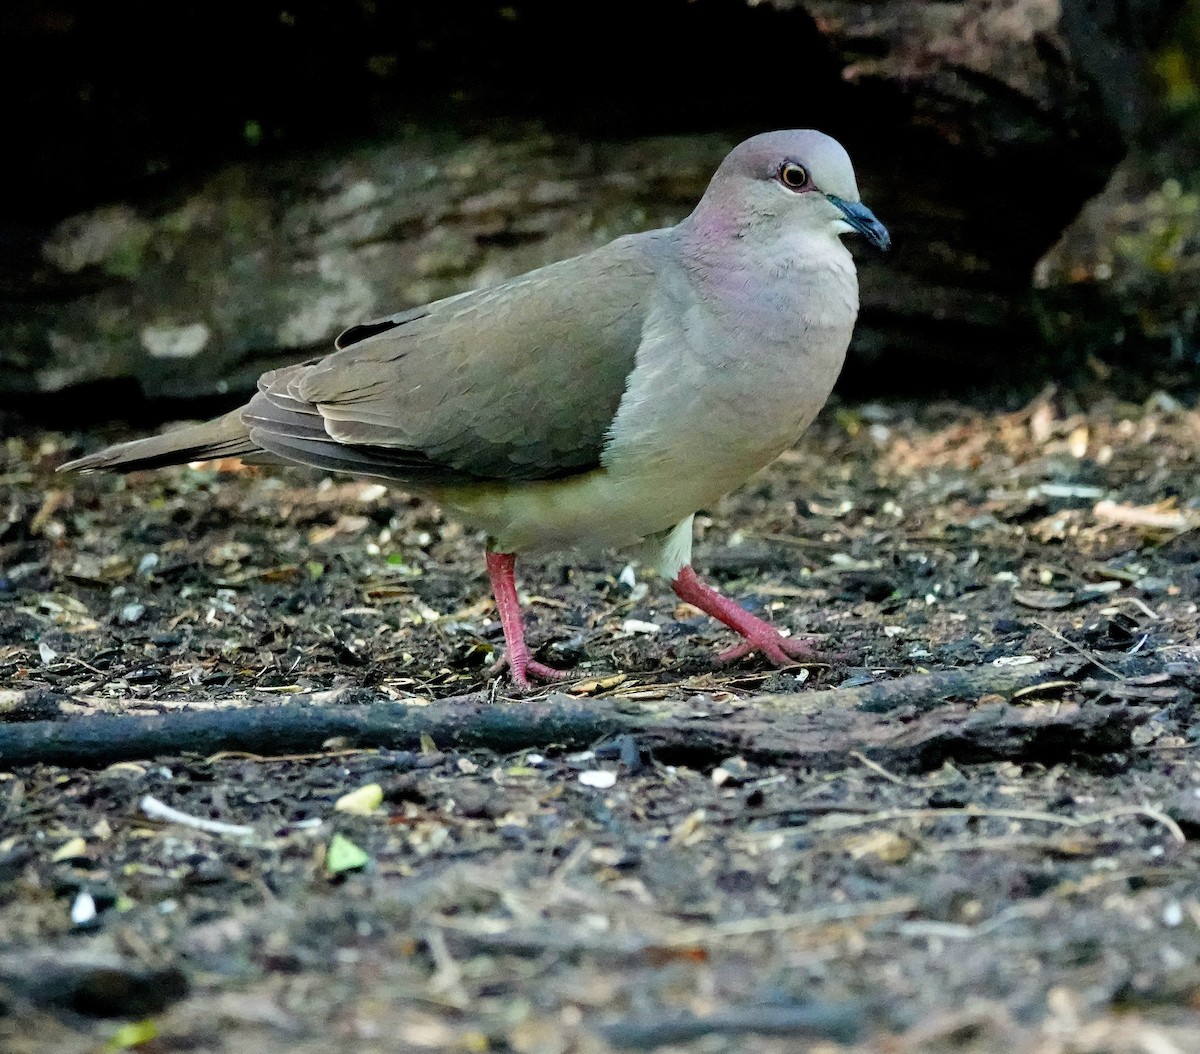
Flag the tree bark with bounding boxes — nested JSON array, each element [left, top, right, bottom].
[[0, 0, 1184, 408]]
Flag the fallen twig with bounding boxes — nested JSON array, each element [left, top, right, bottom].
[[658, 895, 918, 946], [786, 802, 1186, 844], [139, 794, 256, 837], [435, 895, 916, 961], [600, 1001, 866, 1049], [0, 677, 1151, 772], [1033, 621, 1124, 680], [791, 657, 1077, 713]]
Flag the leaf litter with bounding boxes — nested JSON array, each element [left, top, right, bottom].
[[1, 387, 1200, 1051]]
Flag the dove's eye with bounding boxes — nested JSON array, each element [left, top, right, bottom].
[[779, 162, 810, 190]]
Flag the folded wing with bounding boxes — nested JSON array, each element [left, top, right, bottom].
[[245, 234, 661, 484]]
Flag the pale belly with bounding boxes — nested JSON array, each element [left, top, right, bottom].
[[432, 467, 736, 554], [430, 396, 816, 554]]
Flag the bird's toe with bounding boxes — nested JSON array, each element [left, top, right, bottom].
[[488, 652, 571, 688], [717, 630, 821, 667]]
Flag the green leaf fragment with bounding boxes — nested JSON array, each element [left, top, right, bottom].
[[326, 833, 370, 875], [105, 1020, 159, 1050]]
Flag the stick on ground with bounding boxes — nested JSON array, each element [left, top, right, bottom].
[[0, 657, 1156, 771]]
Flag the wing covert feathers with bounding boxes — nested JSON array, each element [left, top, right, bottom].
[[60, 232, 665, 485]]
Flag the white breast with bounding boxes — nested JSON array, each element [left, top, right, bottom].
[[433, 238, 859, 554]]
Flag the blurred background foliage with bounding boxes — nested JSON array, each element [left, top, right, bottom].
[[1036, 1, 1199, 386]]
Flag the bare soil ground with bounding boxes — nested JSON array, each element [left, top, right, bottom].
[[2, 387, 1200, 1053]]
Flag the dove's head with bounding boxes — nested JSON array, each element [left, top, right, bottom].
[[687, 130, 890, 253]]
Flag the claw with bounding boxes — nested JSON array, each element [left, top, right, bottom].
[[485, 548, 573, 688], [716, 631, 818, 666], [487, 651, 570, 689], [672, 564, 829, 669]]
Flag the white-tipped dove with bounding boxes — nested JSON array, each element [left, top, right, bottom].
[[62, 130, 890, 687]]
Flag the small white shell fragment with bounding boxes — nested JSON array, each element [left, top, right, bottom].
[[578, 770, 618, 789], [70, 890, 97, 926], [120, 603, 146, 624]]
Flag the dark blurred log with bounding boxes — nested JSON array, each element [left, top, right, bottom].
[[0, 658, 1149, 771], [0, 0, 1186, 410]]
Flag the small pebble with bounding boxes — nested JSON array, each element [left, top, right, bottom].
[[70, 891, 97, 927]]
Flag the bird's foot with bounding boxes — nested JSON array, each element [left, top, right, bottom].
[[487, 651, 570, 689], [484, 549, 571, 689], [716, 629, 819, 667], [671, 563, 828, 669]]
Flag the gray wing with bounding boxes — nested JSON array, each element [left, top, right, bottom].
[[242, 233, 665, 484]]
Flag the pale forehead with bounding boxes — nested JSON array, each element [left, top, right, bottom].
[[722, 130, 859, 196]]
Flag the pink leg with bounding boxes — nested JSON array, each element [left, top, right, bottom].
[[671, 564, 819, 666], [484, 549, 568, 688]]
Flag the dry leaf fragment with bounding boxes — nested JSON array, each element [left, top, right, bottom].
[[670, 809, 707, 846], [644, 945, 710, 965], [1094, 500, 1192, 531], [1013, 582, 1120, 610], [52, 836, 88, 862], [1066, 425, 1089, 458], [570, 674, 628, 695], [1029, 398, 1056, 444], [30, 489, 66, 535], [844, 830, 914, 864], [1011, 680, 1075, 701], [334, 783, 384, 815], [1013, 588, 1075, 610]]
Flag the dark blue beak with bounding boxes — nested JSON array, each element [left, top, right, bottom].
[[826, 195, 891, 251]]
